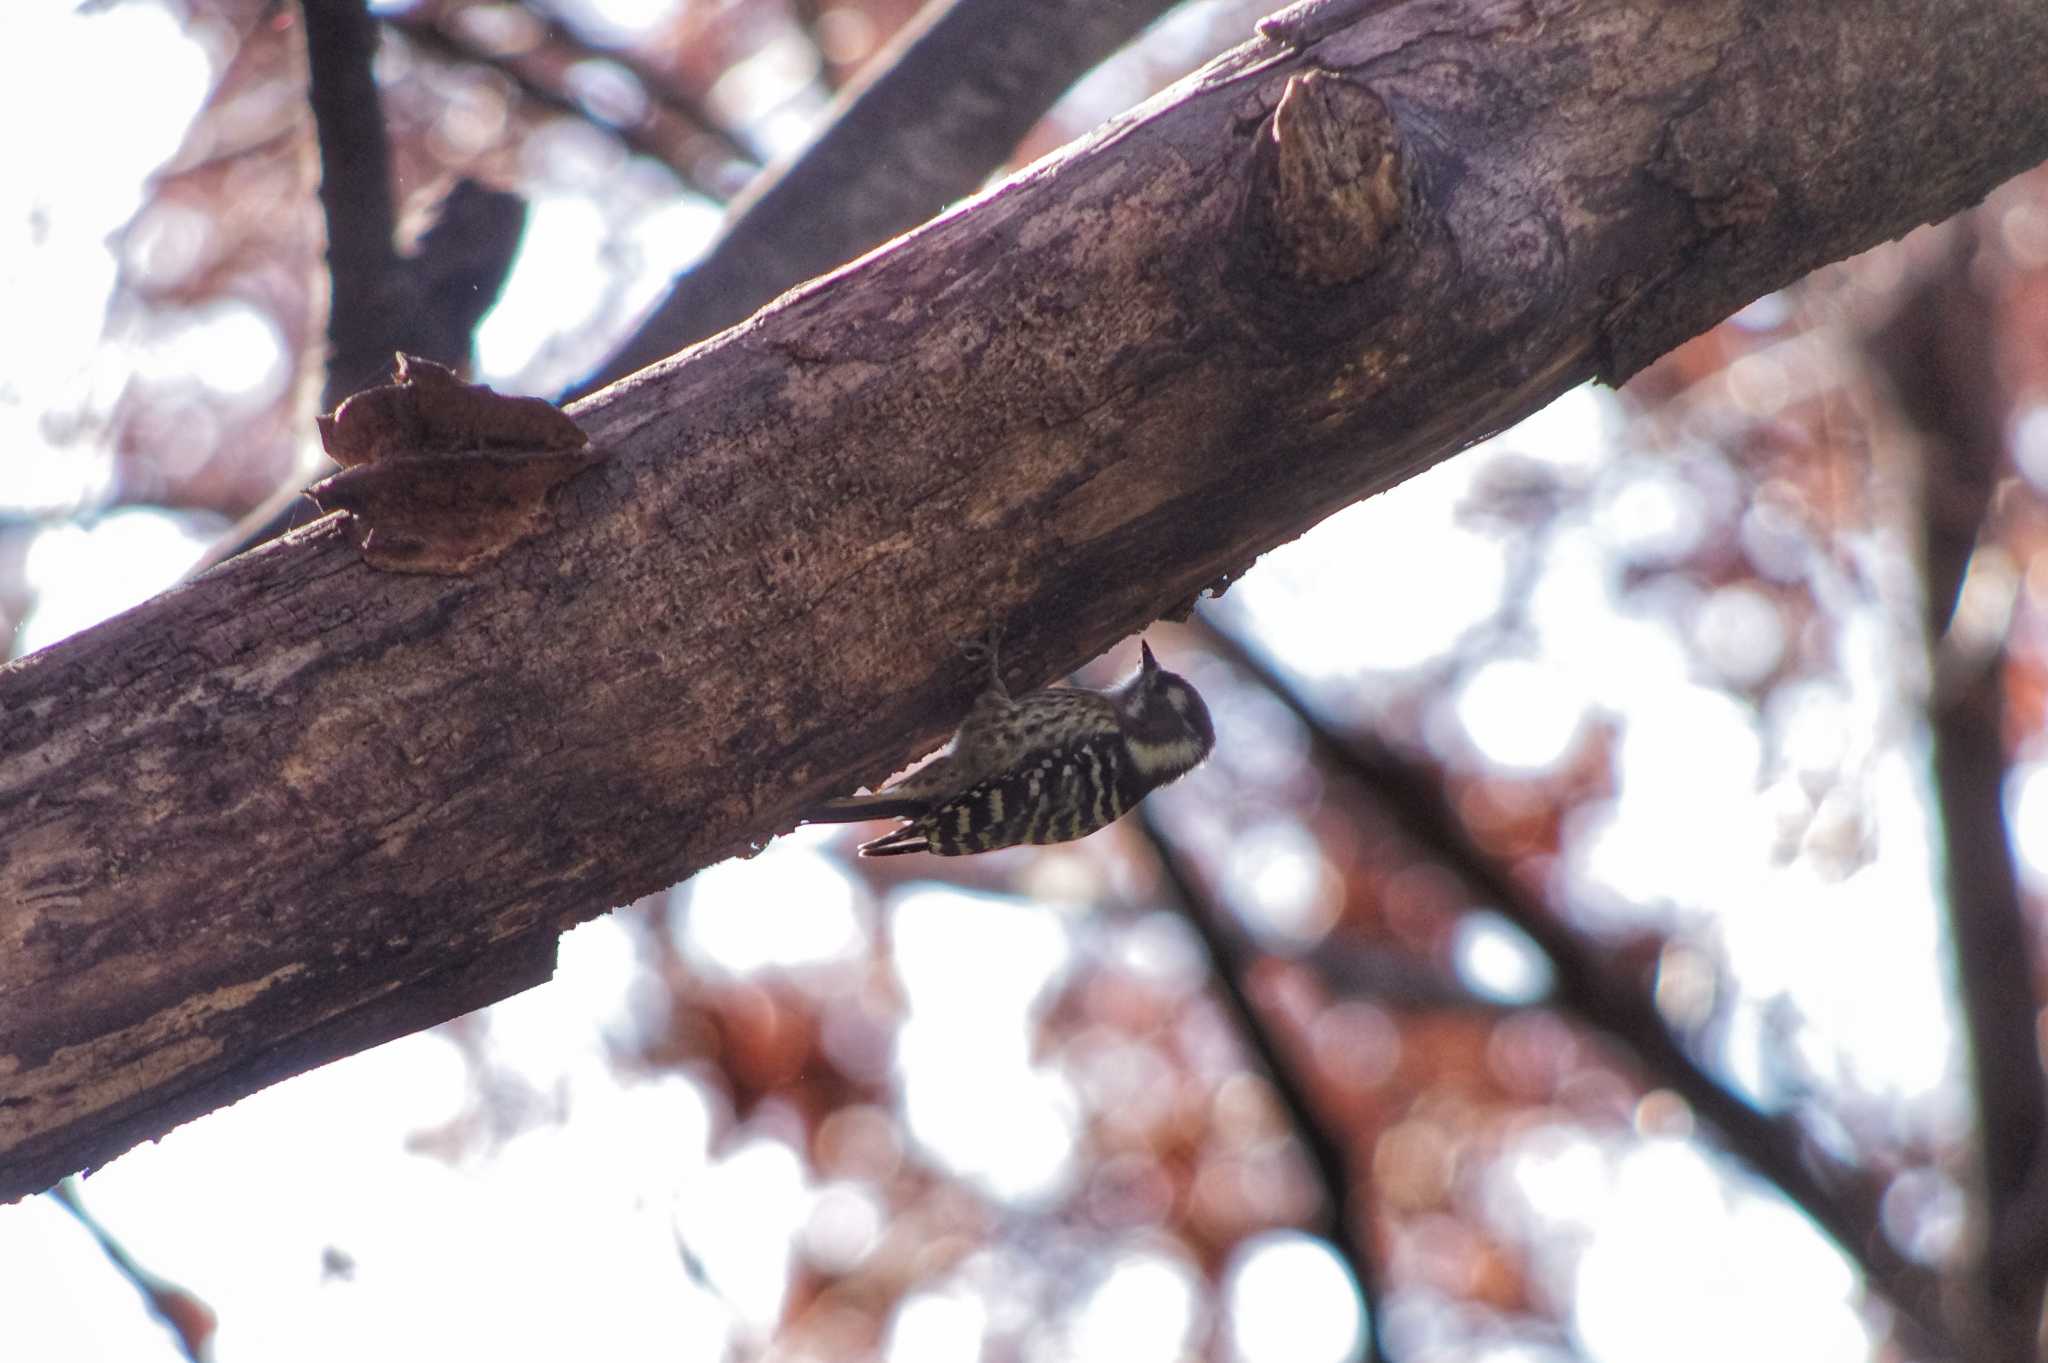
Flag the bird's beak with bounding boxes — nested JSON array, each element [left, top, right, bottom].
[[1140, 640, 1158, 674]]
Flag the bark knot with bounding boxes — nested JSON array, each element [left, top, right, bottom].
[[1247, 70, 1406, 288]]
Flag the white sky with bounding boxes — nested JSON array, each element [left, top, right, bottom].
[[0, 3, 1979, 1362]]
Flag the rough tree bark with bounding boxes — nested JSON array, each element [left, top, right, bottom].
[[3, 0, 2045, 1202]]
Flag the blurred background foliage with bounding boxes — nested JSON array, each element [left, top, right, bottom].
[[7, 1, 2048, 1361]]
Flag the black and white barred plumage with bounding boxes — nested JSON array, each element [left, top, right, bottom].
[[803, 638, 1215, 856]]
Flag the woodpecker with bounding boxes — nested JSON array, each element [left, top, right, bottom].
[[804, 637, 1215, 856]]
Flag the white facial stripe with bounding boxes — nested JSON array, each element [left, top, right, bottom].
[[1127, 733, 1210, 778]]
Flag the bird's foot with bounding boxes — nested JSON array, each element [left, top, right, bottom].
[[956, 624, 1006, 695]]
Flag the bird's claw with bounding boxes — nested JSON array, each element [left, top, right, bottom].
[[956, 625, 1006, 691]]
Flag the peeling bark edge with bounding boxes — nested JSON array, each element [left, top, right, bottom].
[[2, 0, 2046, 1200]]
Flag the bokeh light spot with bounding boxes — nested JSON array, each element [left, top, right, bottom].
[[1693, 584, 1786, 685], [1452, 912, 1553, 1004], [1071, 1252, 1199, 1363], [1455, 658, 1585, 771], [888, 1290, 987, 1363], [893, 889, 1078, 1202], [1226, 1231, 1364, 1363], [1225, 820, 1340, 948], [675, 847, 865, 974]]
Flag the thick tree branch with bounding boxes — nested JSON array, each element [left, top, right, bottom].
[[566, 0, 1183, 396], [3, 0, 2046, 1210]]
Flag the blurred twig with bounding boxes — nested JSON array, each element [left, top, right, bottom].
[[1137, 806, 1395, 1363], [1194, 611, 1955, 1356], [1866, 217, 2044, 1363], [527, 0, 764, 167], [566, 0, 1183, 396], [382, 4, 750, 196], [51, 1179, 217, 1362]]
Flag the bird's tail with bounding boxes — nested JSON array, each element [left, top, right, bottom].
[[857, 826, 932, 857], [800, 792, 930, 824]]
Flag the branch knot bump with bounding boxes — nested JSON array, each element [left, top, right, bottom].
[[1250, 71, 1406, 287]]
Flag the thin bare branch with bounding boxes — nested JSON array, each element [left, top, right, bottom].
[[526, 0, 764, 167], [1139, 807, 1394, 1363], [1866, 218, 2045, 1362], [50, 1180, 217, 1362], [379, 9, 726, 198]]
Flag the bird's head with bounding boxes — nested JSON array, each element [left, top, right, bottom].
[[1117, 640, 1216, 782]]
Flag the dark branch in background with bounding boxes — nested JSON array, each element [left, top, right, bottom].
[[213, 0, 752, 571], [1866, 218, 2046, 1363], [301, 0, 403, 405], [198, 3, 529, 571], [302, 0, 529, 401], [1193, 613, 1954, 1355], [200, 0, 407, 575], [50, 1180, 217, 1363], [395, 180, 531, 370], [1138, 807, 1394, 1363], [565, 0, 1184, 397]]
